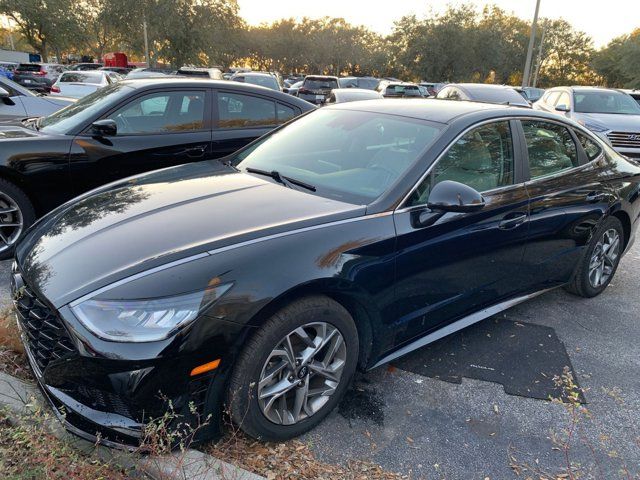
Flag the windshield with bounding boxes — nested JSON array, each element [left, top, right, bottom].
[[235, 109, 443, 204], [39, 83, 134, 134], [574, 91, 640, 115], [304, 78, 338, 90]]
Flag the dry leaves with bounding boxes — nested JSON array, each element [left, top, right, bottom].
[[206, 430, 408, 480]]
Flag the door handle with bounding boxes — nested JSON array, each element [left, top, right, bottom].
[[585, 191, 606, 203], [185, 146, 207, 158], [498, 213, 527, 230]]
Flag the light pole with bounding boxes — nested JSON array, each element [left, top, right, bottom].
[[522, 0, 542, 88]]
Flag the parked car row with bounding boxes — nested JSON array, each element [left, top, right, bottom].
[[7, 84, 640, 449]]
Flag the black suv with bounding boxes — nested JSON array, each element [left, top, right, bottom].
[[297, 75, 339, 104]]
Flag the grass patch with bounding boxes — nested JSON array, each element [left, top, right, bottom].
[[0, 306, 31, 382], [0, 408, 133, 480]]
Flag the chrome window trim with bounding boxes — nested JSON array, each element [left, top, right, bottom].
[[396, 117, 517, 211]]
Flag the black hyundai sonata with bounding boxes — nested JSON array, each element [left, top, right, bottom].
[[12, 99, 640, 447]]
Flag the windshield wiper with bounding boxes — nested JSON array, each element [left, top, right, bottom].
[[245, 167, 316, 192]]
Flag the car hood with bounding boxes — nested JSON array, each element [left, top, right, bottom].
[[41, 95, 76, 107], [16, 161, 365, 307], [0, 124, 43, 138], [573, 112, 640, 131]]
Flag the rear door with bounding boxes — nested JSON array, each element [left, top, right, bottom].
[[212, 90, 300, 158], [518, 119, 611, 286], [392, 119, 530, 345], [69, 88, 212, 193]]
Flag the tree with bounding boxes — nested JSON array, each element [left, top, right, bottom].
[[0, 0, 84, 61], [593, 30, 640, 88]]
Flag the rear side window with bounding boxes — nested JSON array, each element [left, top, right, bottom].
[[217, 92, 276, 128], [276, 103, 296, 123], [576, 132, 603, 161], [521, 120, 579, 179]]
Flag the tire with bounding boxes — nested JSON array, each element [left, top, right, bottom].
[[0, 179, 35, 260], [228, 295, 359, 441], [565, 216, 624, 298]]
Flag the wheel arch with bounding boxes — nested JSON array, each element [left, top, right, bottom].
[[0, 166, 40, 212], [244, 278, 378, 370], [610, 208, 631, 251]]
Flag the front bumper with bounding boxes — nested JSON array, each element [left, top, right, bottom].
[[11, 269, 229, 448]]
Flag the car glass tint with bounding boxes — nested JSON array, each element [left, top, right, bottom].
[[576, 132, 603, 161], [242, 76, 279, 90], [276, 103, 296, 123], [18, 64, 40, 72], [217, 93, 276, 128], [573, 91, 640, 114], [107, 90, 205, 134], [236, 109, 443, 205], [304, 78, 338, 90], [522, 120, 579, 179], [408, 121, 514, 206], [39, 83, 134, 134], [60, 73, 100, 83]]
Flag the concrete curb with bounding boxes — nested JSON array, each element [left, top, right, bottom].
[[0, 372, 264, 480]]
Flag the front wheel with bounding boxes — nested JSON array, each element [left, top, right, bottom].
[[0, 179, 35, 260], [227, 295, 358, 441], [565, 216, 624, 298]]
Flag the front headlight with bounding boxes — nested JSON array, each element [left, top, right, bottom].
[[71, 283, 232, 342]]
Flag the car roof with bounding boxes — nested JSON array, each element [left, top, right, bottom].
[[120, 77, 312, 107], [325, 98, 554, 124]]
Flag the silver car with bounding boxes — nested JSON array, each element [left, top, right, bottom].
[[534, 86, 640, 159], [0, 76, 75, 122]]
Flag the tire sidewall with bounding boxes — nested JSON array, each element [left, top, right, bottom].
[[229, 298, 359, 441], [0, 179, 35, 260], [578, 216, 624, 297]]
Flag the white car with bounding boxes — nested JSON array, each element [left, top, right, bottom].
[[325, 88, 383, 104], [50, 70, 121, 99]]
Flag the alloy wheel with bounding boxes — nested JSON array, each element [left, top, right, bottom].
[[588, 228, 620, 288], [257, 322, 347, 425], [0, 192, 23, 254]]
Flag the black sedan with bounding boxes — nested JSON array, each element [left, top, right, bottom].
[[0, 78, 313, 258], [13, 99, 640, 447]]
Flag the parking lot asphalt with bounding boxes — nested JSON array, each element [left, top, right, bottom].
[[1, 243, 638, 479]]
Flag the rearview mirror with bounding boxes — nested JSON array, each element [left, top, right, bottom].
[[427, 180, 485, 213], [555, 104, 570, 112], [91, 119, 117, 136], [0, 86, 14, 105]]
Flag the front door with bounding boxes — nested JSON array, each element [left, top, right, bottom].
[[69, 88, 212, 194], [392, 120, 530, 345]]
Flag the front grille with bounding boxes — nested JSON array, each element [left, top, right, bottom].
[[13, 278, 76, 373], [58, 384, 133, 419], [607, 131, 640, 149]]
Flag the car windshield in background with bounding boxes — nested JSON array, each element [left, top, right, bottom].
[[39, 83, 134, 134], [304, 78, 338, 90], [386, 85, 420, 95], [18, 64, 41, 72], [574, 91, 640, 115], [238, 75, 279, 90], [60, 72, 101, 83], [235, 109, 443, 204], [357, 78, 380, 90]]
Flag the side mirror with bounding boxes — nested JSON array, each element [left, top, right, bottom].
[[91, 119, 117, 136], [0, 86, 15, 105], [427, 180, 485, 213], [282, 88, 289, 94], [555, 104, 570, 112]]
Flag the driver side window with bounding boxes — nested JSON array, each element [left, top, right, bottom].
[[407, 121, 514, 206], [106, 90, 206, 135]]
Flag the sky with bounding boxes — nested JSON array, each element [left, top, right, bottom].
[[237, 0, 639, 48]]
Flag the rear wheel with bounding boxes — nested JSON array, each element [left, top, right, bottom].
[[565, 216, 624, 298], [228, 295, 358, 441], [0, 179, 35, 260]]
